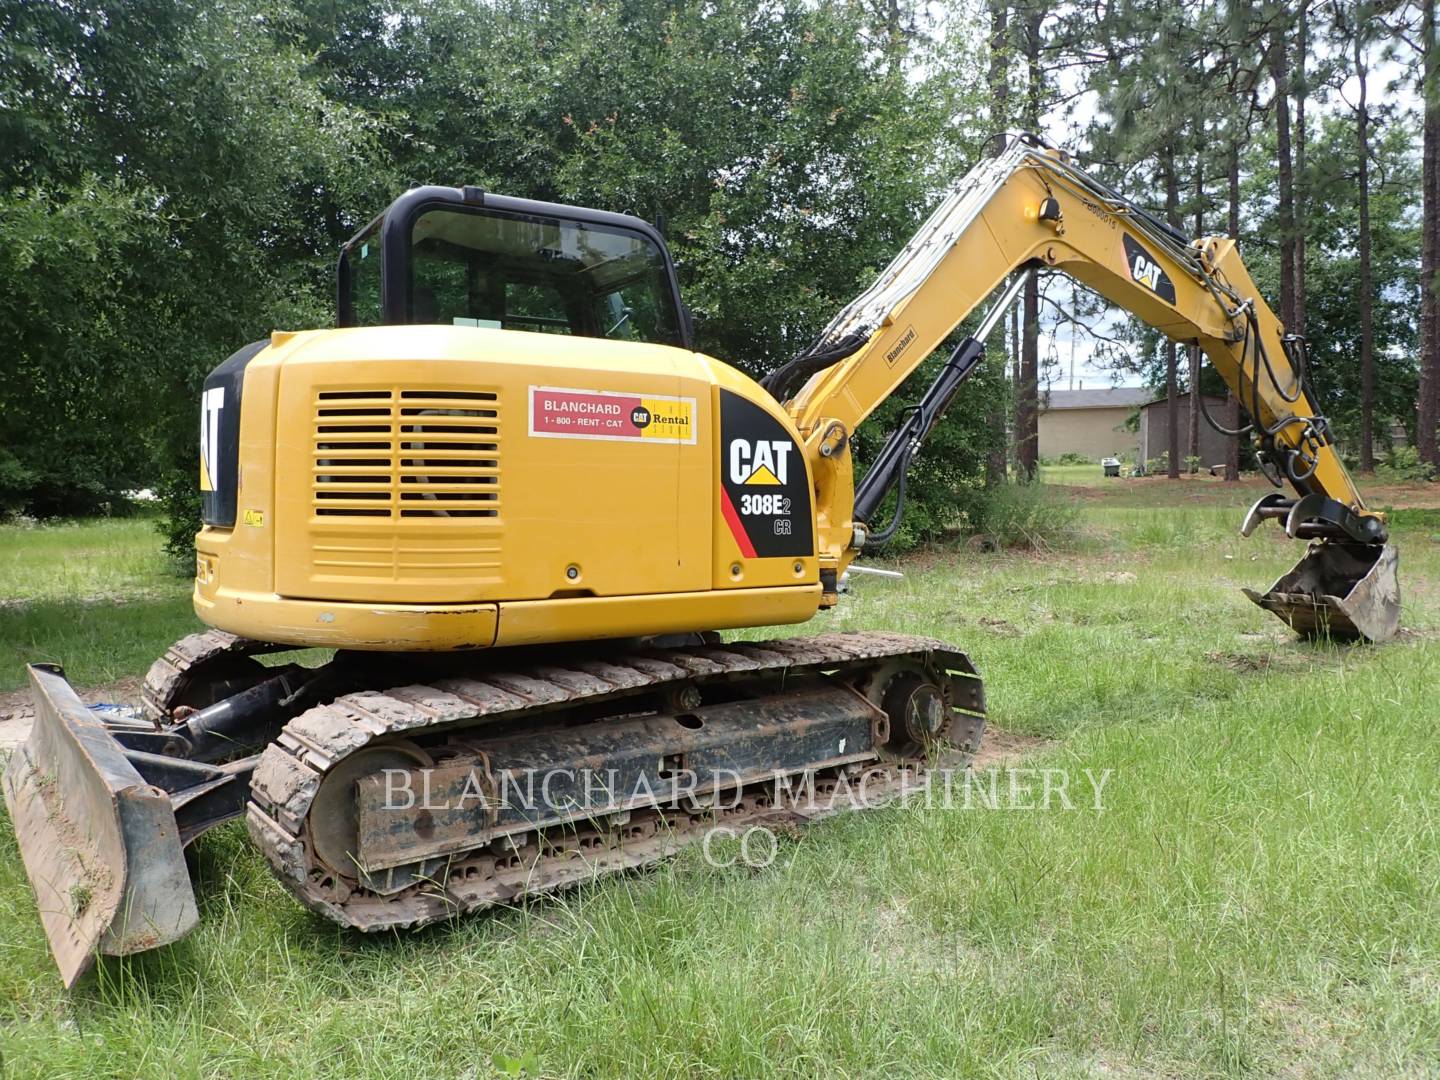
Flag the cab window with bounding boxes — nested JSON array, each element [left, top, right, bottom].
[[373, 205, 683, 345]]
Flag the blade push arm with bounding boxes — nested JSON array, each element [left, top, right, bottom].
[[782, 134, 1384, 566]]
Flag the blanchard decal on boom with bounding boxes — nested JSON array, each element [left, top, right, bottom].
[[884, 325, 918, 366], [529, 386, 697, 444]]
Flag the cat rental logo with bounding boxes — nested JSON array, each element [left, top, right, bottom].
[[729, 438, 792, 487]]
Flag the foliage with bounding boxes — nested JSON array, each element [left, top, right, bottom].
[[0, 0, 1432, 549], [3, 0, 1007, 550], [1243, 116, 1421, 448], [156, 469, 205, 569], [970, 481, 1079, 550], [0, 181, 170, 514], [1375, 445, 1437, 483], [0, 0, 375, 521]]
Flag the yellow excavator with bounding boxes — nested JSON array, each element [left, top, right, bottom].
[[4, 133, 1400, 984]]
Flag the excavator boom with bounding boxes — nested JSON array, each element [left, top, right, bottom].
[[779, 133, 1397, 642]]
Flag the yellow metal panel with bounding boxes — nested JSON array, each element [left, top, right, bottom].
[[197, 324, 826, 650], [194, 581, 816, 651], [493, 585, 821, 648], [195, 582, 498, 649], [266, 325, 714, 604]]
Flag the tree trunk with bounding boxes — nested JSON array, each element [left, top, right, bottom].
[[1356, 27, 1375, 472], [1421, 0, 1440, 465], [1019, 277, 1040, 479], [1016, 8, 1043, 480], [1293, 0, 1308, 339], [985, 0, 1010, 487], [1188, 166, 1203, 472], [1225, 139, 1241, 481], [1164, 148, 1180, 479], [1269, 23, 1297, 333], [1012, 297, 1021, 476]]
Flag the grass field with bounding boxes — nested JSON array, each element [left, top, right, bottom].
[[1, 482, 1438, 1077], [0, 517, 197, 693]]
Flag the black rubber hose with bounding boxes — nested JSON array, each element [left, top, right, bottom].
[[861, 453, 911, 547], [761, 331, 870, 402]]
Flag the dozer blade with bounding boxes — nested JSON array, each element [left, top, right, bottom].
[[1242, 542, 1400, 644], [2, 664, 198, 987]]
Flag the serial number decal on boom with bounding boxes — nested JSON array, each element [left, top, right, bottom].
[[528, 386, 697, 444], [719, 390, 813, 559]]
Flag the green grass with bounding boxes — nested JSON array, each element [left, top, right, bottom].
[[0, 516, 179, 604], [1, 504, 1438, 1076], [0, 517, 199, 692], [1038, 461, 1105, 486]]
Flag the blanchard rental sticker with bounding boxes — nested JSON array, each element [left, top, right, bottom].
[[528, 386, 697, 444]]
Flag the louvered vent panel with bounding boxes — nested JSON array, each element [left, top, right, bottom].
[[313, 389, 500, 519]]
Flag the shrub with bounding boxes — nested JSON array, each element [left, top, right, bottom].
[[1374, 446, 1436, 483], [156, 468, 202, 571], [970, 482, 1079, 550]]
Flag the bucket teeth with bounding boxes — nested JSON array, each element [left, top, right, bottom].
[[1243, 542, 1400, 644]]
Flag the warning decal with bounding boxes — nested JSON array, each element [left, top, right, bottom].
[[529, 386, 697, 444]]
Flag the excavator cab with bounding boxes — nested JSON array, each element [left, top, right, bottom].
[[335, 185, 691, 345]]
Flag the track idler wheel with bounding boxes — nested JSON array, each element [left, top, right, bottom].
[[879, 672, 950, 759]]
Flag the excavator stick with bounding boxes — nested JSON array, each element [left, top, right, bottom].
[[1243, 541, 1401, 644], [2, 664, 198, 987]]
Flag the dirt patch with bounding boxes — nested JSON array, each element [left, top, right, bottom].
[[1203, 649, 1316, 675], [1205, 650, 1280, 673], [972, 726, 1052, 769], [0, 676, 144, 752], [978, 615, 1023, 637]]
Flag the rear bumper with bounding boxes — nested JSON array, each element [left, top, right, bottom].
[[194, 583, 822, 651]]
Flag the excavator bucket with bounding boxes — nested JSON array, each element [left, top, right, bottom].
[[2, 664, 198, 987], [1242, 542, 1401, 644]]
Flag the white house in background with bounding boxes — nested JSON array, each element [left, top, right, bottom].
[[1037, 387, 1148, 461]]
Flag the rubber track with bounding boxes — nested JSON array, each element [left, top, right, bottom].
[[246, 631, 985, 932], [141, 629, 274, 722]]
